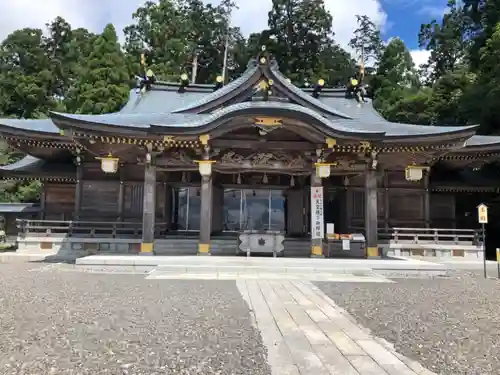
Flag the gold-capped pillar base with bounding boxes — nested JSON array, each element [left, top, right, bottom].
[[311, 245, 324, 258], [139, 242, 154, 256], [198, 243, 212, 256], [366, 246, 380, 259]]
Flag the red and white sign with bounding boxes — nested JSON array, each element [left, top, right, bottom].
[[311, 187, 324, 239]]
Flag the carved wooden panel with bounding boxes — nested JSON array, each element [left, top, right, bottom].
[[44, 183, 75, 220], [81, 181, 120, 219]]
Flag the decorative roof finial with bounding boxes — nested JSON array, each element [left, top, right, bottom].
[[136, 51, 156, 94]]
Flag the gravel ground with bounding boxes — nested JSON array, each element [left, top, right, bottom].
[[0, 263, 270, 375], [316, 271, 500, 375]]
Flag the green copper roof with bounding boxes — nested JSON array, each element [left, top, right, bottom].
[[52, 111, 204, 129], [172, 65, 260, 113], [269, 67, 352, 119], [119, 89, 208, 114], [0, 118, 59, 134], [0, 155, 44, 171], [0, 203, 41, 213], [465, 135, 500, 147]]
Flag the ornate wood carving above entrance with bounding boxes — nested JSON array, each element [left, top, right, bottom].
[[157, 150, 194, 166], [218, 151, 309, 170]]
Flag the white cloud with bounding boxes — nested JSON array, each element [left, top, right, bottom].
[[0, 0, 388, 54], [410, 49, 431, 67], [419, 5, 447, 18]]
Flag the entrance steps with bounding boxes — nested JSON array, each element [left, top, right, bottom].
[[75, 255, 448, 278]]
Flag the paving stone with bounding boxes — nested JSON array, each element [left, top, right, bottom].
[[347, 355, 389, 375]]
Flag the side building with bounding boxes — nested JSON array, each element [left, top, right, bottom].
[[1, 52, 500, 258]]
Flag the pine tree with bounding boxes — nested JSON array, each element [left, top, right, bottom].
[[68, 24, 130, 114]]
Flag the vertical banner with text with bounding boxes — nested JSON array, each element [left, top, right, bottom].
[[311, 187, 324, 239]]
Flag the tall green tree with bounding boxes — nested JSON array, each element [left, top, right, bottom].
[[418, 0, 471, 83], [0, 28, 56, 118], [373, 37, 417, 92], [267, 0, 339, 84], [349, 15, 385, 67], [465, 21, 500, 133], [66, 24, 129, 114], [123, 0, 243, 83]]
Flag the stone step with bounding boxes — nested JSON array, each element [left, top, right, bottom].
[[75, 255, 448, 277]]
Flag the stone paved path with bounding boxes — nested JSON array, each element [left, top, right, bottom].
[[237, 279, 437, 375]]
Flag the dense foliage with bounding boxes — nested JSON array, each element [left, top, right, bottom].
[[2, 0, 500, 202]]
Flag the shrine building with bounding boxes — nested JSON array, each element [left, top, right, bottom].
[[1, 48, 500, 259]]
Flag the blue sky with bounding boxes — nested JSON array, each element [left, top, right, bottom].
[[380, 0, 449, 49]]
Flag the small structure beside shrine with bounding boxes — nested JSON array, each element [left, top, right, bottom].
[[0, 48, 498, 259]]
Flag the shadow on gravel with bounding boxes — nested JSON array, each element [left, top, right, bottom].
[[29, 255, 76, 264]]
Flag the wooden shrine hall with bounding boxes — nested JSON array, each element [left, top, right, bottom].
[[2, 48, 500, 258]]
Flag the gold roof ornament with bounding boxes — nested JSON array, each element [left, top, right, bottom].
[[199, 134, 210, 145]]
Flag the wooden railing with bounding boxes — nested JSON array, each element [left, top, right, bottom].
[[16, 219, 169, 238], [388, 227, 482, 245], [351, 226, 482, 245]]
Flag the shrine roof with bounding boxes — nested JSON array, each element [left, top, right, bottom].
[[0, 155, 75, 180], [0, 203, 41, 213], [0, 118, 59, 134], [0, 155, 44, 172], [0, 56, 498, 143]]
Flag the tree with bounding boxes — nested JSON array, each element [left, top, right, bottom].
[[418, 0, 472, 83], [349, 15, 384, 68], [372, 37, 417, 93], [267, 0, 338, 84], [0, 28, 56, 118], [66, 24, 130, 114], [123, 0, 243, 83], [465, 21, 500, 133]]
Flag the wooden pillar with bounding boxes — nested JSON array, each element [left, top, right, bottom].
[[365, 168, 379, 258], [423, 170, 430, 228], [310, 171, 324, 257], [74, 163, 83, 220], [140, 163, 156, 255], [198, 174, 213, 255]]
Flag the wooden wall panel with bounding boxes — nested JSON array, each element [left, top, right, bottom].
[[211, 185, 224, 233], [287, 189, 304, 236], [123, 182, 143, 220], [389, 190, 424, 226], [80, 181, 120, 219], [44, 183, 75, 220], [430, 193, 455, 228]]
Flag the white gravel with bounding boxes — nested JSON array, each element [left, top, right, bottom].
[[316, 271, 500, 375], [0, 264, 270, 375]]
